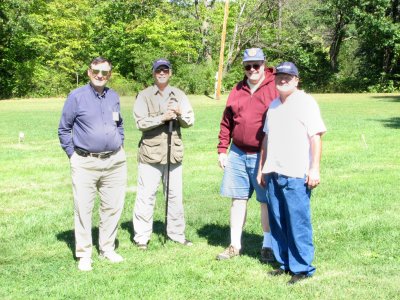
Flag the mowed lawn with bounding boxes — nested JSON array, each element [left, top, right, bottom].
[[0, 93, 399, 299]]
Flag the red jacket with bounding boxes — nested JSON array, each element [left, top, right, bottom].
[[218, 68, 278, 154]]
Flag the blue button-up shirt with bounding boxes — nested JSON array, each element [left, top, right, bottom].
[[58, 84, 124, 157]]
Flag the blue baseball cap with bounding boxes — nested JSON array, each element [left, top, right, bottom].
[[242, 48, 265, 62], [152, 58, 171, 71], [275, 62, 299, 77]]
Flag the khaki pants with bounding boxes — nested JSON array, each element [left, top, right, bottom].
[[133, 162, 186, 244], [70, 148, 127, 258]]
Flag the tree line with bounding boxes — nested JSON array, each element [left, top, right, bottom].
[[0, 0, 399, 99]]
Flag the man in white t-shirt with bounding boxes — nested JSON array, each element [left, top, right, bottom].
[[257, 62, 327, 285]]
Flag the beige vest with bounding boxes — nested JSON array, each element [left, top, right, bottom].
[[138, 93, 184, 165]]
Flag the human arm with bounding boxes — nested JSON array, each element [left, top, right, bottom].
[[133, 92, 176, 131], [257, 134, 268, 187], [115, 101, 124, 146], [168, 93, 194, 128], [217, 105, 234, 153], [217, 105, 235, 169], [306, 133, 322, 189], [58, 95, 76, 158]]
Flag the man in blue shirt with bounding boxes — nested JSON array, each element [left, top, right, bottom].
[[58, 57, 127, 271]]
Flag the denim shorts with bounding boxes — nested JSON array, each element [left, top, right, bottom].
[[220, 144, 268, 203]]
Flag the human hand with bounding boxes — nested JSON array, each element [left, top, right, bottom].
[[305, 168, 320, 189], [218, 153, 228, 169], [162, 110, 177, 122], [167, 100, 181, 116], [257, 171, 265, 187]]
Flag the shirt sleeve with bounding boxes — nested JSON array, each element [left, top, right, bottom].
[[58, 94, 76, 157], [217, 91, 235, 154], [263, 111, 269, 134], [115, 101, 124, 144], [177, 92, 194, 128], [304, 96, 327, 137], [133, 92, 164, 131]]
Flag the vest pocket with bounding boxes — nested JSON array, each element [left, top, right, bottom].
[[171, 138, 184, 163], [139, 139, 164, 164]]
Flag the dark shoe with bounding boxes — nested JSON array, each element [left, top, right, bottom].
[[135, 242, 148, 250], [260, 247, 276, 263], [268, 268, 290, 276], [287, 274, 308, 285]]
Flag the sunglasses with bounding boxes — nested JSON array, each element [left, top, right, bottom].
[[155, 68, 170, 74], [244, 64, 261, 71], [91, 69, 111, 76]]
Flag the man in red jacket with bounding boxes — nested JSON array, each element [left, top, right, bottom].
[[216, 48, 278, 261]]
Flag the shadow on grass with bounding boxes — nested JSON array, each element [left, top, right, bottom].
[[197, 223, 267, 261], [203, 92, 215, 100], [120, 220, 166, 243], [56, 229, 76, 257], [380, 117, 400, 129], [56, 228, 120, 259], [372, 95, 400, 102], [373, 95, 400, 102]]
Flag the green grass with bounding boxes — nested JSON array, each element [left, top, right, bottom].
[[0, 93, 399, 299]]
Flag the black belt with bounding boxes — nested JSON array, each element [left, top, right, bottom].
[[74, 147, 120, 159]]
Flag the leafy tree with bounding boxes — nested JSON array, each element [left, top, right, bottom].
[[0, 0, 399, 98], [354, 0, 400, 91]]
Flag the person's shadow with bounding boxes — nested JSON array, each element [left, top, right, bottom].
[[197, 223, 268, 261], [120, 220, 165, 243], [56, 228, 119, 259], [121, 221, 272, 262]]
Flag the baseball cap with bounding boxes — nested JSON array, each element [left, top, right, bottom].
[[275, 62, 299, 77], [152, 58, 171, 71], [242, 48, 265, 62]]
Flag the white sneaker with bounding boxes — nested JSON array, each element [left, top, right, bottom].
[[78, 257, 92, 271], [100, 251, 124, 263]]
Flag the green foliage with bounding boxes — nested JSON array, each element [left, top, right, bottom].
[[0, 0, 399, 98], [108, 72, 142, 96], [353, 0, 400, 90], [314, 0, 400, 92], [172, 62, 216, 95]]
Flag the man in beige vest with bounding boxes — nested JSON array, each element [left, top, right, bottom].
[[133, 58, 194, 249]]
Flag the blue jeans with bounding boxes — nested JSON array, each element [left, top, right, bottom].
[[266, 172, 315, 276], [220, 144, 267, 203]]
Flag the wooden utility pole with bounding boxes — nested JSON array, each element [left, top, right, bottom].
[[215, 0, 229, 100]]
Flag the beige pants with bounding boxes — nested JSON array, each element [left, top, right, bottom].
[[70, 148, 127, 258], [133, 162, 186, 244]]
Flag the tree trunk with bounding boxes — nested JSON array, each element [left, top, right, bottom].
[[329, 13, 346, 72]]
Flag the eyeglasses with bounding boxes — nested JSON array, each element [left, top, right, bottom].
[[91, 69, 111, 76], [155, 68, 170, 74], [244, 64, 261, 71]]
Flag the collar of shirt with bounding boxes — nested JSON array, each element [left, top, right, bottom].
[[152, 84, 175, 99], [89, 83, 108, 99]]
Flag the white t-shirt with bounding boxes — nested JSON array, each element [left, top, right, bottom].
[[262, 90, 327, 178]]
